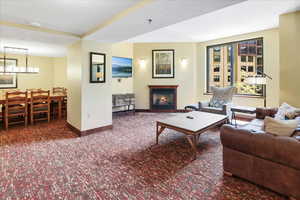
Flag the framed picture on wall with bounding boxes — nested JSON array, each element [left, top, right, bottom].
[[0, 58, 18, 89], [152, 49, 175, 78], [90, 52, 106, 83]]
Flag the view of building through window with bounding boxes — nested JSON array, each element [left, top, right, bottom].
[[207, 38, 264, 96]]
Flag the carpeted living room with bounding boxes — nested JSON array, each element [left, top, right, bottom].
[[1, 0, 300, 200]]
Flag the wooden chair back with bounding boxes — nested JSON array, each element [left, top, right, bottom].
[[30, 90, 50, 124], [4, 91, 28, 130], [5, 89, 20, 93], [27, 88, 42, 92], [53, 87, 65, 94]]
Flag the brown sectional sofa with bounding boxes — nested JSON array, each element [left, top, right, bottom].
[[220, 108, 300, 199]]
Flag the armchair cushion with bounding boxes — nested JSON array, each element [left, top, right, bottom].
[[209, 86, 235, 108], [198, 101, 209, 109]]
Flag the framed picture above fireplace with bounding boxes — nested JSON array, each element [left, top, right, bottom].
[[152, 49, 175, 78]]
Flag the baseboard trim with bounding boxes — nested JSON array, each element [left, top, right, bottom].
[[67, 122, 81, 136], [67, 122, 113, 137], [135, 109, 188, 113]]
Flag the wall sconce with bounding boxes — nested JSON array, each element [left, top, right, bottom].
[[139, 59, 147, 68], [180, 58, 188, 67]]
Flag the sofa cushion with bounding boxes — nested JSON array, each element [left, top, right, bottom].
[[249, 118, 264, 127], [275, 102, 298, 120], [264, 116, 298, 137], [221, 125, 300, 170]]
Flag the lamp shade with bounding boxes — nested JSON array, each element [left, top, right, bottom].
[[244, 76, 267, 85]]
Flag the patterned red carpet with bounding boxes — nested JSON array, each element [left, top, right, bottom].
[[0, 113, 285, 200]]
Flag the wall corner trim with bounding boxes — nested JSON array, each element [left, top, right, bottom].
[[67, 122, 113, 137]]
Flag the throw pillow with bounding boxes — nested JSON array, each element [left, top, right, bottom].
[[275, 102, 297, 120], [264, 116, 298, 137], [209, 86, 235, 108]]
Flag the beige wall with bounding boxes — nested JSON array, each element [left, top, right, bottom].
[[81, 40, 112, 131], [197, 28, 280, 107], [53, 57, 67, 88], [0, 53, 54, 91], [67, 41, 82, 130], [132, 29, 280, 109], [67, 40, 113, 131], [111, 43, 133, 94], [0, 53, 68, 92], [133, 43, 197, 109], [279, 11, 300, 107]]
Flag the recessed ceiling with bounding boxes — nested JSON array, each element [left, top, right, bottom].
[[1, 0, 299, 57], [84, 0, 246, 42], [0, 26, 79, 57], [126, 0, 300, 43]]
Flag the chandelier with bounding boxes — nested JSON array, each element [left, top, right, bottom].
[[1, 46, 39, 73]]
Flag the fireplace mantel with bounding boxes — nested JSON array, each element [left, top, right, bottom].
[[148, 85, 179, 89], [148, 85, 178, 112]]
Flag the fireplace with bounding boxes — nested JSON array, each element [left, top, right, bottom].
[[149, 85, 178, 112]]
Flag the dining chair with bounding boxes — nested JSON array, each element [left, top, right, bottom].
[[30, 90, 50, 124], [51, 87, 67, 119], [52, 87, 65, 94], [3, 91, 28, 130], [27, 88, 42, 92]]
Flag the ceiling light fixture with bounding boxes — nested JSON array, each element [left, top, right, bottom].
[[2, 46, 39, 74], [29, 22, 41, 27]]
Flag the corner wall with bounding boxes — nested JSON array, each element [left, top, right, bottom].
[[67, 40, 112, 132], [67, 41, 82, 130], [279, 11, 300, 107], [53, 57, 68, 88], [81, 40, 112, 131]]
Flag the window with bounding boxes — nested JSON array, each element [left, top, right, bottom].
[[213, 66, 220, 72], [213, 75, 220, 82], [207, 38, 263, 96], [248, 56, 253, 62], [241, 56, 247, 62], [248, 66, 254, 72], [241, 66, 247, 72], [213, 47, 221, 62], [227, 76, 231, 82]]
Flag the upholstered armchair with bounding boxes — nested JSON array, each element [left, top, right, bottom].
[[185, 86, 236, 117]]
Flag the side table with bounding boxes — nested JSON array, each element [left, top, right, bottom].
[[231, 106, 256, 127]]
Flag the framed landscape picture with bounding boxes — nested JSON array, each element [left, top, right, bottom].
[[90, 52, 106, 83], [112, 56, 133, 78], [0, 58, 18, 89], [152, 49, 175, 78]]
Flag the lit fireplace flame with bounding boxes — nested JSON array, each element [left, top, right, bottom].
[[160, 96, 168, 104]]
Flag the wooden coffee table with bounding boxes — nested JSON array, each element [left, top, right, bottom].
[[156, 111, 228, 160]]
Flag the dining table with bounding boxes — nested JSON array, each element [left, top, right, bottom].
[[0, 91, 67, 119]]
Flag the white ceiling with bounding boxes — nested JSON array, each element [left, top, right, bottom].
[[1, 0, 300, 57], [127, 0, 300, 43], [0, 0, 140, 34], [0, 26, 78, 57], [84, 0, 246, 42]]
